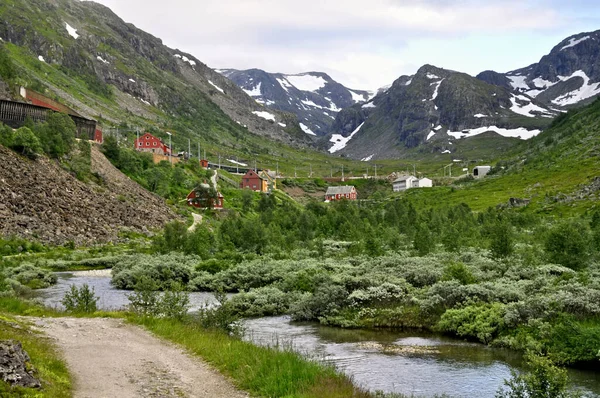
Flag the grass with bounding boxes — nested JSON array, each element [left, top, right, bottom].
[[0, 312, 71, 397], [130, 316, 381, 398]]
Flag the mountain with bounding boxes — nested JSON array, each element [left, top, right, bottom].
[[219, 69, 372, 136], [0, 0, 312, 155], [477, 30, 600, 109], [325, 64, 555, 160]]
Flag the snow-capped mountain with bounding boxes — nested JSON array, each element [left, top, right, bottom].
[[218, 69, 373, 136], [477, 30, 600, 109], [325, 65, 555, 160]]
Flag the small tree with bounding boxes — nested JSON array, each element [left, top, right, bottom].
[[545, 221, 591, 270], [11, 127, 42, 159], [496, 353, 581, 398], [34, 112, 76, 158], [413, 223, 434, 256], [61, 284, 98, 313], [490, 221, 514, 259]]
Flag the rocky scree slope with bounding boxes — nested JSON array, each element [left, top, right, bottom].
[[0, 145, 176, 245], [0, 0, 310, 148], [220, 69, 372, 137], [477, 29, 600, 109], [327, 64, 555, 160]]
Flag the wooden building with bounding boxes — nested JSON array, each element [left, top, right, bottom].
[[186, 184, 223, 209], [325, 186, 357, 201], [240, 169, 277, 192], [134, 132, 171, 155]]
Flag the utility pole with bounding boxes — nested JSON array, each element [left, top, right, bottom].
[[197, 143, 200, 161], [166, 132, 172, 165], [374, 164, 377, 178], [218, 154, 221, 169], [136, 128, 139, 146], [413, 164, 416, 177], [254, 159, 257, 172], [276, 161, 279, 177], [188, 138, 191, 160], [342, 165, 344, 181], [309, 164, 312, 177], [294, 167, 297, 178]]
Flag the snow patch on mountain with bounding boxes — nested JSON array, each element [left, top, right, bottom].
[[286, 74, 327, 92], [38, 55, 45, 62], [510, 95, 553, 117], [252, 111, 276, 121], [300, 123, 316, 136], [174, 54, 196, 67], [507, 75, 528, 91], [561, 36, 591, 51], [349, 90, 366, 103], [426, 73, 441, 80], [431, 79, 444, 100], [362, 102, 376, 109], [551, 71, 600, 106], [243, 82, 261, 97], [276, 77, 293, 92], [448, 125, 541, 140], [426, 131, 435, 141], [329, 122, 364, 153], [65, 22, 79, 39], [361, 154, 374, 161], [97, 56, 109, 64], [208, 80, 224, 94], [474, 114, 488, 118]]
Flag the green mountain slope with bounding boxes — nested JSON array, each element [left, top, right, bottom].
[[399, 98, 600, 215]]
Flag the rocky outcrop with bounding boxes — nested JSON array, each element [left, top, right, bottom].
[[326, 65, 553, 159], [0, 340, 41, 389], [0, 145, 177, 245]]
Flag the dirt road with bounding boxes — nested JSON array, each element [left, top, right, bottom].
[[28, 317, 247, 398]]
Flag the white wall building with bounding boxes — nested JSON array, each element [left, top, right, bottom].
[[473, 166, 491, 179], [393, 176, 432, 191]]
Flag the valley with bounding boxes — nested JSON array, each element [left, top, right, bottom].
[[0, 0, 600, 397]]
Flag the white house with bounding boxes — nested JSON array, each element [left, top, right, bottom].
[[473, 166, 491, 179], [393, 175, 433, 191], [393, 175, 418, 191], [415, 177, 432, 188]]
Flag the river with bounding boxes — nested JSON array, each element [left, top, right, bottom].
[[37, 271, 600, 398]]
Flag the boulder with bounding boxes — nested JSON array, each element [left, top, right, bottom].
[[0, 340, 41, 388]]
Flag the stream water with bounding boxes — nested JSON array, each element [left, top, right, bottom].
[[37, 271, 600, 398]]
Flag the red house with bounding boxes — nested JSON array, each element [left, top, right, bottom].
[[134, 132, 171, 155], [186, 185, 224, 209], [240, 170, 264, 192], [325, 186, 357, 201]]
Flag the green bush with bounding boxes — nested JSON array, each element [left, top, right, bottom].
[[438, 303, 506, 344], [61, 284, 98, 313], [496, 353, 581, 398], [11, 127, 42, 159], [6, 264, 57, 289], [545, 221, 591, 270]]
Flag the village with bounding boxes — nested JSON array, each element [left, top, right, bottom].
[[0, 87, 492, 210]]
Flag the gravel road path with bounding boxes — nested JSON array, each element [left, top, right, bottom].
[[28, 317, 247, 398]]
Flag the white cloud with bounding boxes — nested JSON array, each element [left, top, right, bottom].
[[89, 0, 592, 89]]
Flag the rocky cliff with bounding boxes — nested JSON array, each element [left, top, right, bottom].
[[326, 65, 554, 160], [0, 145, 176, 245]]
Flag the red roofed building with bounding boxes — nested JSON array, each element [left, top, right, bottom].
[[134, 132, 171, 155]]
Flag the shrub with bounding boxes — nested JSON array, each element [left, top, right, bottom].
[[10, 127, 42, 159], [545, 221, 591, 270], [6, 264, 57, 289], [438, 303, 506, 344], [227, 286, 293, 317], [496, 353, 581, 398], [61, 284, 98, 313]]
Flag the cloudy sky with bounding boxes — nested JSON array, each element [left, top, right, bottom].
[[90, 0, 600, 90]]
